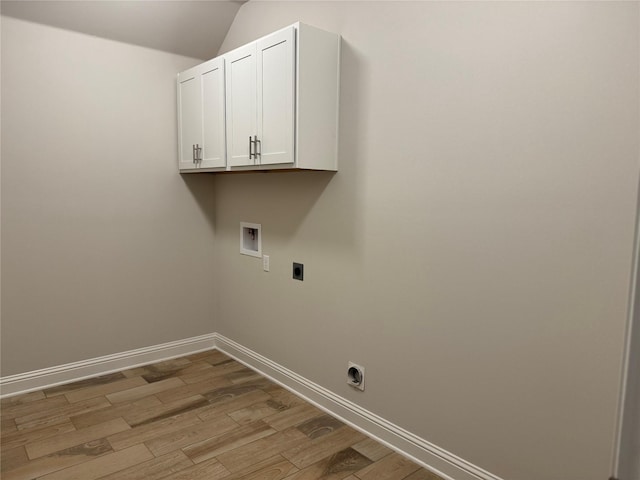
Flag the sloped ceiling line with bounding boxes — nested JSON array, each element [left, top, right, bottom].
[[0, 0, 247, 60]]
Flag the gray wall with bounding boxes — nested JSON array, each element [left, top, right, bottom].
[[214, 2, 640, 480], [1, 17, 215, 375], [2, 3, 639, 480]]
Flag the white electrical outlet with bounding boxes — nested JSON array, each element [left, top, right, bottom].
[[263, 255, 270, 272]]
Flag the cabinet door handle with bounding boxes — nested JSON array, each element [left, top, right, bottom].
[[192, 144, 196, 163], [248, 136, 254, 159], [196, 144, 202, 162], [254, 136, 260, 158]]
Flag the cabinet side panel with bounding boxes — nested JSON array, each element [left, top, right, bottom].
[[296, 24, 340, 171]]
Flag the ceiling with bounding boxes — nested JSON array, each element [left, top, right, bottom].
[[0, 0, 246, 60]]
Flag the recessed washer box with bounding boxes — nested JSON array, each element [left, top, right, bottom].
[[240, 222, 262, 257]]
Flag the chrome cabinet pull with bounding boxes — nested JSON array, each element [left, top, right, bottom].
[[248, 136, 260, 161], [254, 135, 260, 158], [196, 144, 202, 162], [192, 144, 196, 163]]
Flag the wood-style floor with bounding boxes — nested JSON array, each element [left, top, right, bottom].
[[1, 350, 442, 480]]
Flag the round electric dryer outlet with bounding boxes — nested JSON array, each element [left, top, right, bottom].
[[347, 362, 365, 391]]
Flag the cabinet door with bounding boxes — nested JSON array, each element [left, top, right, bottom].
[[225, 43, 257, 167], [257, 27, 295, 166], [200, 58, 226, 169], [177, 69, 202, 170]]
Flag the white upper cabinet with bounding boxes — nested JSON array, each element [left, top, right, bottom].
[[226, 27, 294, 168], [177, 70, 201, 171], [177, 22, 340, 173], [255, 26, 295, 167], [177, 57, 226, 171], [225, 42, 257, 167]]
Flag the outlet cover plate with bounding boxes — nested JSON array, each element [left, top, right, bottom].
[[347, 362, 365, 391]]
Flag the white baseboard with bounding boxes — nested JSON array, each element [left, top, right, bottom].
[[213, 333, 503, 480], [0, 333, 216, 398], [0, 331, 501, 480]]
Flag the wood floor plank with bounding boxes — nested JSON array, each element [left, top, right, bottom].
[[185, 349, 231, 365], [43, 372, 127, 397], [1, 445, 29, 472], [1, 419, 76, 450], [154, 375, 233, 404], [1, 390, 46, 407], [263, 403, 325, 431], [297, 414, 345, 440], [144, 412, 239, 457], [25, 417, 130, 459], [403, 468, 448, 480], [195, 389, 272, 422], [122, 357, 193, 379], [64, 376, 147, 403], [1, 438, 113, 480], [282, 426, 367, 469], [138, 359, 213, 384], [1, 395, 69, 420], [180, 360, 252, 386], [221, 454, 299, 480], [183, 420, 276, 464], [351, 437, 393, 462], [96, 449, 194, 480], [37, 443, 154, 480], [216, 426, 308, 473], [49, 437, 112, 457], [165, 361, 217, 383], [354, 452, 421, 480], [225, 367, 264, 385], [203, 380, 277, 405], [1, 416, 18, 434], [227, 399, 288, 425], [284, 447, 373, 480], [152, 361, 215, 382], [264, 387, 309, 409], [228, 455, 299, 480], [107, 410, 202, 451], [122, 394, 209, 427], [160, 455, 231, 480], [106, 377, 185, 404], [15, 396, 111, 431], [70, 395, 163, 429]]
